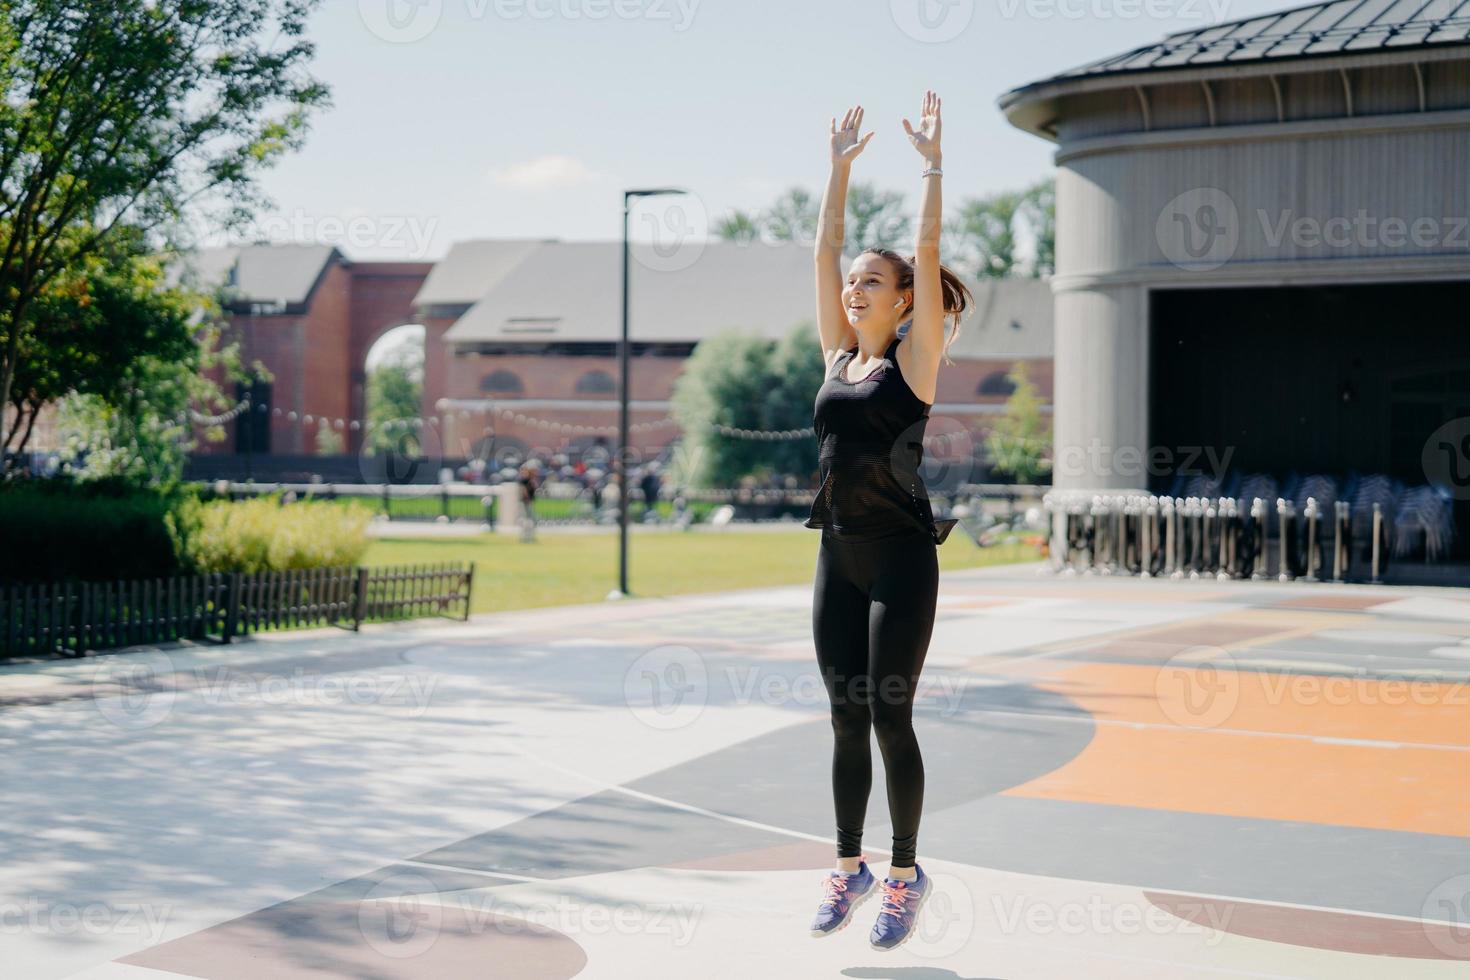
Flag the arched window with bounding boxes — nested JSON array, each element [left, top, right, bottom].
[[977, 371, 1016, 397], [480, 370, 523, 394], [575, 370, 616, 394]]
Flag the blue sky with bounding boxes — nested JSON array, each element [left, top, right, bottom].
[[224, 0, 1287, 261]]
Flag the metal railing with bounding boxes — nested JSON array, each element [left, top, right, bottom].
[[201, 480, 1050, 528], [1044, 493, 1396, 584]]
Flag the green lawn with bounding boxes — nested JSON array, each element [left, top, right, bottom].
[[364, 529, 1043, 614]]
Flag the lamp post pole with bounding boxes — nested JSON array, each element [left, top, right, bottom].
[[611, 187, 687, 600]]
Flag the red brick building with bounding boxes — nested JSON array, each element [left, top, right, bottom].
[[172, 239, 1053, 476], [175, 244, 432, 457], [418, 239, 1054, 471]]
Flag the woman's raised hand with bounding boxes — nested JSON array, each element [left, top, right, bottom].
[[830, 105, 873, 167], [902, 90, 942, 163]]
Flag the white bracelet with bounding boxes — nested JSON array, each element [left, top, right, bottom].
[[921, 166, 943, 178]]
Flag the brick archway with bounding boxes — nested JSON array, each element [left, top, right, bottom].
[[345, 263, 434, 454]]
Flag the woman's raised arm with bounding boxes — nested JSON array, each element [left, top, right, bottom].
[[902, 91, 945, 394], [815, 106, 871, 361]]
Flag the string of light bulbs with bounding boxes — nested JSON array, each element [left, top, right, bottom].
[[177, 393, 969, 448], [182, 398, 825, 441]]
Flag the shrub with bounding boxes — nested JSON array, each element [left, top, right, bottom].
[[0, 476, 201, 583], [185, 495, 373, 574]]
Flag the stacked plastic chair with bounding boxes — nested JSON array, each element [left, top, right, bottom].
[[1393, 484, 1456, 562], [1235, 473, 1280, 513], [1343, 474, 1401, 579], [1042, 467, 1458, 583]]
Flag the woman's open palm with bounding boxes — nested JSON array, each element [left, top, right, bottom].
[[830, 105, 873, 166], [902, 90, 942, 162]]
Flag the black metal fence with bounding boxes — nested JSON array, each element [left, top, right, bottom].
[[200, 480, 1048, 528], [0, 562, 474, 659]]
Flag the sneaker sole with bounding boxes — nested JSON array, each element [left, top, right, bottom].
[[808, 878, 878, 939], [869, 879, 931, 951]]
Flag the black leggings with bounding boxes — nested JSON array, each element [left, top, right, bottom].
[[812, 525, 938, 867]]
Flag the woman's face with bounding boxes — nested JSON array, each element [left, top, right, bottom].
[[842, 253, 909, 329]]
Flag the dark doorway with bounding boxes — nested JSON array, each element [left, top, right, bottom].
[[1149, 281, 1470, 569], [235, 377, 272, 456]]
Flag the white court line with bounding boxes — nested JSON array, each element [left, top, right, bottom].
[[397, 859, 547, 884], [953, 702, 1470, 754], [505, 738, 1466, 929]]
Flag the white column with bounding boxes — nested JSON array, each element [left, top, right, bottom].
[[1050, 284, 1149, 492]]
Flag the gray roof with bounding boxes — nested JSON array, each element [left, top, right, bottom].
[[437, 239, 1054, 358], [163, 243, 340, 308], [945, 277, 1054, 359], [411, 238, 552, 307], [1012, 0, 1470, 91], [442, 240, 812, 344]]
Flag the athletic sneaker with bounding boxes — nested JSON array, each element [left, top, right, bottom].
[[808, 857, 877, 938], [869, 863, 930, 950]]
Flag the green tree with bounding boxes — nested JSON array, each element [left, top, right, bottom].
[[722, 177, 1056, 276], [0, 0, 330, 452], [365, 343, 423, 457], [761, 187, 817, 245], [714, 210, 761, 243], [716, 183, 908, 255], [668, 324, 820, 488], [950, 191, 1023, 279], [985, 362, 1051, 484], [11, 227, 242, 484], [1020, 178, 1056, 277], [314, 423, 344, 455], [844, 182, 911, 254]]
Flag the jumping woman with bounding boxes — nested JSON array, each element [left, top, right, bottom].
[[804, 91, 972, 951]]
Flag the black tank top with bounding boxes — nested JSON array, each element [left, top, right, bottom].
[[804, 334, 957, 544]]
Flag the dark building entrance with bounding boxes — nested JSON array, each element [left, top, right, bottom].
[[235, 377, 273, 456], [1150, 282, 1470, 577]]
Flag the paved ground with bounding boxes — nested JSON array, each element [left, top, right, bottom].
[[4, 562, 1470, 978]]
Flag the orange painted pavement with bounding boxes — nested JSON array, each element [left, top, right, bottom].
[[1003, 660, 1470, 838]]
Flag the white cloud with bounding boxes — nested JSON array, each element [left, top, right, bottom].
[[485, 155, 613, 191]]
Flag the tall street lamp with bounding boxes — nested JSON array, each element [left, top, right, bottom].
[[610, 187, 687, 600]]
